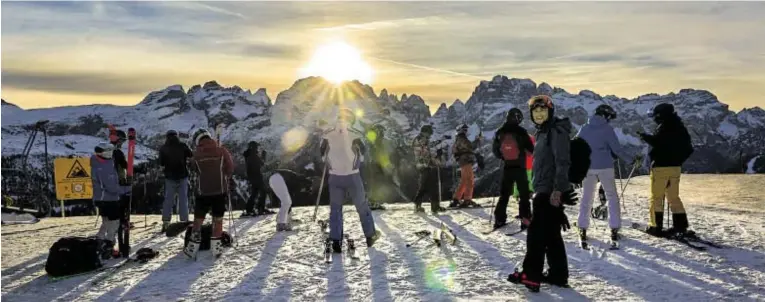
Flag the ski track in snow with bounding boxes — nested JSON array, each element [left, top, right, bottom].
[[2, 175, 765, 301]]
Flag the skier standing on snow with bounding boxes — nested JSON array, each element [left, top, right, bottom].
[[412, 125, 447, 213], [320, 108, 381, 251], [491, 108, 535, 230], [508, 95, 578, 292], [242, 141, 274, 217], [575, 104, 638, 247], [184, 129, 234, 259], [637, 103, 694, 236], [158, 130, 193, 231], [91, 142, 130, 259], [450, 124, 483, 208], [109, 129, 132, 257], [366, 124, 398, 210]]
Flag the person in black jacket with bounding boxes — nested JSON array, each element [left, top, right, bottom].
[[243, 141, 274, 217], [159, 130, 193, 231], [109, 128, 131, 258], [637, 103, 694, 236], [491, 108, 535, 230]]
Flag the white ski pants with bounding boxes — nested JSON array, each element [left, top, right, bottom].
[[578, 168, 621, 230], [269, 173, 292, 225]]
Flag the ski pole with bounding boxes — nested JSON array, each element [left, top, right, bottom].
[[619, 160, 639, 215], [617, 159, 625, 215], [312, 153, 329, 222], [226, 177, 238, 246]]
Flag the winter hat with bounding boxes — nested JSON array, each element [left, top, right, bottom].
[[456, 124, 468, 135], [595, 104, 617, 122], [95, 142, 115, 159], [649, 103, 675, 120], [506, 108, 523, 125], [193, 128, 212, 146]]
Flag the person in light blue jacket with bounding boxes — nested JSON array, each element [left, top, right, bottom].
[[575, 105, 638, 248], [91, 142, 129, 259]]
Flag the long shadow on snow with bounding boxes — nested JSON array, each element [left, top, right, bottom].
[[420, 214, 587, 301], [325, 251, 350, 301], [224, 230, 294, 300], [1, 254, 48, 285], [118, 217, 264, 301], [374, 215, 454, 301], [462, 209, 737, 301], [2, 229, 179, 302], [368, 247, 394, 302]]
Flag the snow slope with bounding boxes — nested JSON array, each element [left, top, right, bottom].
[[2, 174, 764, 301]]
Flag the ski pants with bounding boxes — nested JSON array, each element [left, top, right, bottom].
[[246, 176, 268, 213], [453, 164, 475, 201], [95, 200, 121, 243], [512, 169, 534, 199], [328, 173, 377, 241], [522, 192, 568, 283], [649, 167, 686, 227], [578, 168, 622, 229], [495, 165, 531, 225], [413, 167, 440, 212], [162, 178, 189, 222], [269, 173, 292, 225]]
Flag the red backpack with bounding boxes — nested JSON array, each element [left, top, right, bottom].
[[500, 134, 520, 161]]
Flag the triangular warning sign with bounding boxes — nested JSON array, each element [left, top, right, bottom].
[[66, 160, 90, 178]]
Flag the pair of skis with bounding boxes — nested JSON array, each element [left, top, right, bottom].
[[630, 222, 723, 251], [319, 220, 359, 263]]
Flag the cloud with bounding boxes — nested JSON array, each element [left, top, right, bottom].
[[1, 70, 165, 95]]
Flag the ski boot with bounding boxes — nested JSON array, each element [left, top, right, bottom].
[[211, 237, 224, 259], [493, 220, 507, 231], [184, 230, 201, 260], [610, 228, 620, 250], [161, 221, 170, 233], [240, 211, 257, 218], [448, 199, 461, 209], [461, 200, 481, 208], [276, 222, 293, 232], [366, 230, 381, 247], [519, 216, 531, 231], [332, 240, 343, 253], [431, 205, 448, 214], [541, 270, 570, 288], [578, 228, 589, 249], [645, 212, 664, 237], [99, 240, 115, 260], [507, 268, 540, 293], [414, 204, 426, 213], [258, 208, 276, 215]]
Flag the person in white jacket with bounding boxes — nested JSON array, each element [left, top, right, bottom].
[[320, 108, 380, 253]]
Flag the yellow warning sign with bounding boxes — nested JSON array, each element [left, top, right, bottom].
[[54, 157, 93, 200]]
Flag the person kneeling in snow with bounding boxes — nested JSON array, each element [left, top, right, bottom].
[[267, 169, 315, 231], [508, 95, 578, 292], [91, 142, 130, 260], [321, 108, 381, 252], [184, 129, 234, 260]]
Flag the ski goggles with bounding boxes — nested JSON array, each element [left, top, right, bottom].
[[528, 95, 553, 110]]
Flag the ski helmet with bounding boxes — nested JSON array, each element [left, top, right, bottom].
[[528, 95, 554, 125], [506, 108, 523, 125], [110, 130, 127, 145], [648, 103, 675, 123], [166, 130, 178, 137], [193, 128, 212, 146], [456, 124, 469, 135], [95, 142, 115, 159], [595, 104, 617, 122], [420, 124, 434, 135]]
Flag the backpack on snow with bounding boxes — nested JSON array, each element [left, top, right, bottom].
[[184, 224, 232, 251], [500, 134, 521, 161], [45, 237, 103, 277]]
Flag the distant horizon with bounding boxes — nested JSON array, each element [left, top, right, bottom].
[[2, 2, 764, 112]]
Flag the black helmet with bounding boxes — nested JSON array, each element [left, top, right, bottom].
[[248, 141, 259, 150], [166, 130, 178, 137], [456, 124, 468, 135], [648, 103, 675, 122], [506, 108, 523, 125], [420, 124, 433, 135], [595, 104, 617, 122]]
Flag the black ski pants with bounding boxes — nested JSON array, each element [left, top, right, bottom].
[[522, 192, 569, 283], [413, 167, 440, 211], [494, 165, 531, 225], [246, 177, 267, 213]]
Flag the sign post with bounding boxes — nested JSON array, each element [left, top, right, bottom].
[[54, 157, 94, 217]]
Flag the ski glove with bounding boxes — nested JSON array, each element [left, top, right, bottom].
[[558, 206, 571, 232], [562, 188, 578, 206]]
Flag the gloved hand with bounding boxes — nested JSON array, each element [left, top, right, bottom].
[[561, 188, 578, 205], [558, 207, 571, 232]]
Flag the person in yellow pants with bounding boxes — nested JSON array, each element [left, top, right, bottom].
[[637, 103, 694, 236]]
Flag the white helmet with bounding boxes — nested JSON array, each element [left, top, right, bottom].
[[95, 142, 114, 159]]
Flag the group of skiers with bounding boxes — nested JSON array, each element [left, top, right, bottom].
[[89, 93, 695, 291]]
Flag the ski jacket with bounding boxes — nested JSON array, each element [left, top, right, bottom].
[[452, 134, 480, 166], [412, 134, 436, 169], [492, 123, 534, 168], [159, 136, 193, 180], [320, 123, 366, 176], [192, 138, 234, 196], [243, 147, 265, 183], [91, 155, 127, 202], [112, 147, 130, 189], [641, 115, 693, 168], [532, 117, 573, 194], [576, 115, 631, 169]]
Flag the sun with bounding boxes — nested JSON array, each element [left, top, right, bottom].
[[299, 41, 373, 85]]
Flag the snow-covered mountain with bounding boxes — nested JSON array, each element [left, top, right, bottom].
[[2, 75, 764, 200]]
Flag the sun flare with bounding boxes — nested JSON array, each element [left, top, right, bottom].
[[299, 41, 373, 85]]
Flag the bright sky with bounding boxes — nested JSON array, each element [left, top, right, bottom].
[[2, 2, 765, 113]]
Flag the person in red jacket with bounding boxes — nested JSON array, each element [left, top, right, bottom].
[[184, 129, 234, 260]]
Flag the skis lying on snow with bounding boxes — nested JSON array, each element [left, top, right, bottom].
[[630, 222, 715, 251]]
